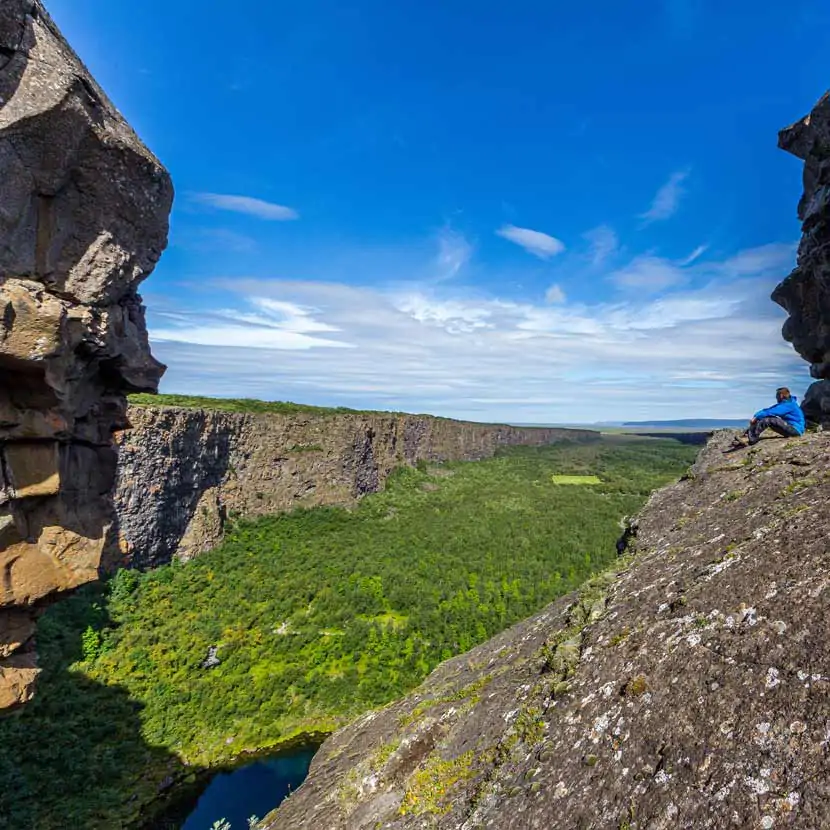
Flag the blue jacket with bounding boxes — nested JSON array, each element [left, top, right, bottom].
[[754, 397, 805, 434]]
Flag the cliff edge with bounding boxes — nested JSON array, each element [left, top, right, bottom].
[[264, 429, 829, 830], [0, 1, 171, 708]]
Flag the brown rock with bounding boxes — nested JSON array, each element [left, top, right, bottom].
[[0, 653, 38, 710], [0, 0, 171, 708], [2, 441, 60, 498], [0, 280, 65, 363], [0, 609, 35, 658], [0, 540, 58, 609]]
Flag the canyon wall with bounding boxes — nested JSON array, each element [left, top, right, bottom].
[[114, 404, 595, 569], [0, 1, 171, 708]]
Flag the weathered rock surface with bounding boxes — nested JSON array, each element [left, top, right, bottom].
[[114, 404, 594, 568], [0, 0, 171, 708], [264, 429, 830, 830], [774, 91, 830, 424]]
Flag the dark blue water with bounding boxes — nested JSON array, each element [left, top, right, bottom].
[[180, 748, 316, 829]]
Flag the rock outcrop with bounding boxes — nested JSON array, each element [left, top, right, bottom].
[[114, 404, 595, 568], [0, 1, 171, 709], [264, 428, 830, 830], [773, 91, 830, 425]]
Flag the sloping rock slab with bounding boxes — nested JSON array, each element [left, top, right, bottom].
[[264, 430, 829, 829]]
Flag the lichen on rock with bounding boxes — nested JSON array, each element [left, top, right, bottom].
[[0, 0, 171, 709]]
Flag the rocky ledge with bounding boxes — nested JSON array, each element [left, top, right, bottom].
[[0, 1, 171, 708], [264, 429, 830, 829]]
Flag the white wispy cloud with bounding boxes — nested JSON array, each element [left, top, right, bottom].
[[497, 224, 565, 259], [152, 296, 351, 350], [192, 193, 299, 221], [583, 225, 619, 265], [175, 228, 258, 253], [607, 255, 687, 293], [713, 243, 796, 277], [434, 228, 473, 281], [678, 244, 708, 266], [639, 170, 689, 224], [545, 284, 567, 304], [397, 293, 492, 334], [606, 241, 794, 295], [147, 241, 803, 423]]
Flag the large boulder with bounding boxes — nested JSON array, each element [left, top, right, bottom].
[[0, 0, 172, 709], [773, 91, 830, 424]]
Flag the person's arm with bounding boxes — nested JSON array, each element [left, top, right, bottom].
[[754, 401, 788, 419]]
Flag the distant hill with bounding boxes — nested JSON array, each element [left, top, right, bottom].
[[511, 419, 744, 432], [621, 419, 745, 429]]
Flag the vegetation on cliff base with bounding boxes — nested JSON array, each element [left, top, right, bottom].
[[0, 438, 695, 829]]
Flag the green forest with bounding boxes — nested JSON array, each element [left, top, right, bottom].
[[0, 437, 696, 829]]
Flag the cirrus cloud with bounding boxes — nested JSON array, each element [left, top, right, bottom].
[[497, 224, 566, 259], [192, 192, 299, 221], [544, 284, 567, 304], [583, 225, 619, 266], [147, 241, 803, 423], [639, 169, 689, 224]]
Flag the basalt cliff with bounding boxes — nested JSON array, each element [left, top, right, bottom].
[[114, 404, 592, 569], [775, 92, 830, 426], [0, 1, 171, 709], [260, 96, 830, 830]]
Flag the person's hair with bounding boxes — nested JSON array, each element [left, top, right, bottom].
[[776, 387, 791, 401]]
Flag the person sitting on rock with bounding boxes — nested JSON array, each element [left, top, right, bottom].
[[732, 387, 805, 448]]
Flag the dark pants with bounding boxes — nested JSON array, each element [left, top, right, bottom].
[[746, 416, 800, 445]]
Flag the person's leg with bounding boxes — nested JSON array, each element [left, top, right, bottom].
[[730, 424, 752, 448], [748, 416, 798, 444], [762, 415, 800, 438], [746, 419, 764, 444]]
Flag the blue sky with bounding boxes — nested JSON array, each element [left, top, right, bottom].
[[50, 0, 828, 422]]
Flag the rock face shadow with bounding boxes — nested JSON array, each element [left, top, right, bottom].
[[0, 585, 200, 830]]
